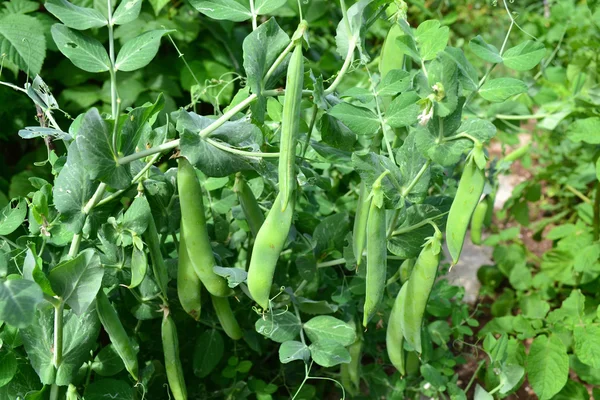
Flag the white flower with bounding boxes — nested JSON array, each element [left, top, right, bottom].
[[418, 105, 434, 126]]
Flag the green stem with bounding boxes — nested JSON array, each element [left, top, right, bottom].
[[392, 212, 448, 236], [464, 360, 486, 393], [565, 184, 592, 205], [51, 300, 65, 399], [49, 384, 59, 400], [68, 234, 82, 258], [206, 138, 280, 158], [301, 104, 318, 157], [107, 0, 119, 152], [594, 182, 600, 241], [249, 0, 257, 30], [401, 160, 431, 197], [316, 258, 346, 268], [324, 39, 355, 95], [0, 80, 27, 93], [264, 40, 295, 84], [495, 113, 548, 120]]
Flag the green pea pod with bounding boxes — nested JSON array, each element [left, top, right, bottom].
[[470, 198, 488, 245], [502, 142, 530, 163], [162, 312, 187, 400], [446, 156, 486, 264], [128, 242, 147, 289], [210, 295, 243, 340], [247, 192, 295, 310], [386, 283, 407, 375], [177, 226, 202, 320], [340, 336, 362, 396], [96, 290, 139, 381], [363, 184, 387, 327], [402, 232, 441, 353], [144, 215, 169, 298], [177, 157, 230, 297], [353, 181, 371, 268], [278, 42, 304, 212], [379, 23, 406, 79], [234, 173, 264, 237]]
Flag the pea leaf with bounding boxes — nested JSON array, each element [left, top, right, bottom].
[[566, 117, 600, 144], [213, 266, 247, 288], [48, 249, 104, 316], [0, 197, 27, 235], [388, 204, 444, 258], [385, 91, 420, 128], [193, 330, 224, 378], [0, 351, 18, 387], [415, 20, 449, 61], [188, 0, 251, 22], [502, 40, 545, 71], [328, 103, 379, 136], [254, 0, 287, 15], [112, 0, 142, 25], [526, 335, 568, 400], [45, 0, 107, 30], [76, 108, 132, 189], [376, 69, 412, 97], [469, 35, 502, 63], [84, 379, 134, 400], [255, 311, 301, 343], [309, 339, 351, 367], [53, 142, 97, 233], [303, 316, 356, 346], [0, 278, 44, 329], [51, 24, 110, 73], [115, 29, 173, 72], [91, 345, 125, 377], [0, 13, 46, 75], [279, 341, 310, 363], [479, 78, 527, 103]]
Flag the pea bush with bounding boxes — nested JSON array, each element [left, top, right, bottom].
[[0, 0, 557, 399]]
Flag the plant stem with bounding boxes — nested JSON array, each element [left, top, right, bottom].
[[464, 360, 486, 393], [49, 384, 59, 400], [317, 258, 346, 268], [249, 0, 257, 30], [324, 40, 356, 95], [401, 160, 431, 197], [495, 113, 548, 120], [594, 182, 600, 241], [0, 80, 27, 93], [107, 0, 120, 153], [301, 104, 318, 157], [49, 300, 65, 400], [68, 234, 82, 258], [565, 184, 592, 205], [206, 138, 280, 158], [264, 42, 295, 84]]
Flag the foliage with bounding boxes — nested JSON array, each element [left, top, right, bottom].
[[0, 0, 583, 399]]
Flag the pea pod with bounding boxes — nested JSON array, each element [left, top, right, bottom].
[[340, 335, 362, 395], [402, 230, 441, 353], [386, 283, 407, 375], [247, 192, 294, 310], [162, 311, 187, 400], [470, 198, 488, 245], [144, 215, 169, 298], [96, 290, 139, 381], [278, 41, 304, 212], [177, 226, 202, 320], [234, 173, 264, 237], [363, 179, 387, 327], [210, 295, 243, 340], [399, 258, 415, 284], [502, 142, 531, 163], [353, 182, 371, 267], [177, 157, 230, 297], [446, 155, 486, 264]]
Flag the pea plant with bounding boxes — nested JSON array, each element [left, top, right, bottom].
[[0, 0, 547, 399]]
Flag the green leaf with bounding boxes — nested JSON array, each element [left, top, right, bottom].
[[19, 306, 55, 384], [303, 316, 356, 346], [51, 24, 110, 73], [188, 0, 251, 21], [376, 69, 411, 97], [148, 0, 170, 15], [385, 91, 420, 128], [296, 298, 339, 315], [0, 197, 27, 235], [474, 384, 493, 400], [213, 267, 247, 288], [318, 114, 356, 151], [415, 20, 449, 61], [0, 278, 44, 328], [76, 108, 132, 189], [0, 350, 18, 387], [328, 103, 379, 136], [574, 325, 600, 369], [552, 380, 590, 400], [444, 47, 479, 91], [255, 311, 301, 343], [479, 78, 527, 103], [499, 364, 525, 394], [502, 40, 545, 71], [53, 142, 96, 233], [388, 204, 444, 258], [48, 249, 103, 315], [0, 13, 46, 75], [526, 335, 568, 400], [115, 29, 173, 72], [254, 0, 286, 15], [122, 94, 164, 156], [279, 341, 310, 363], [396, 131, 430, 201], [128, 246, 147, 289], [309, 339, 351, 368], [334, 0, 372, 63], [469, 35, 502, 63], [45, 0, 107, 30], [91, 345, 125, 377], [112, 0, 142, 25], [193, 330, 224, 378], [84, 379, 133, 400], [566, 117, 600, 144], [3, 0, 40, 14]]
